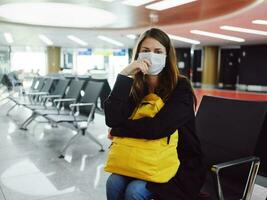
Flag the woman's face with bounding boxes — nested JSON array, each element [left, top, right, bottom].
[[139, 37, 166, 55]]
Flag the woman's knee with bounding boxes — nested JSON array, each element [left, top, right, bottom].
[[106, 174, 132, 200], [106, 174, 129, 190], [125, 180, 152, 200]]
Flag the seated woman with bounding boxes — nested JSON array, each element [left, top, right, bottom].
[[104, 28, 206, 200]]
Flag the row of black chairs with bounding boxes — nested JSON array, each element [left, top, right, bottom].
[[196, 95, 267, 199], [4, 75, 107, 158]]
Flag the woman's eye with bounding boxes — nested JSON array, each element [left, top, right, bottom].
[[141, 49, 150, 53], [155, 51, 163, 54]]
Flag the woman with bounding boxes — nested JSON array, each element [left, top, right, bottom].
[[104, 28, 206, 200]]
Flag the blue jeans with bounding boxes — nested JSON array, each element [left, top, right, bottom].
[[106, 174, 153, 200]]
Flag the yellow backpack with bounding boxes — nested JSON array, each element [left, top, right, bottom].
[[104, 93, 180, 183]]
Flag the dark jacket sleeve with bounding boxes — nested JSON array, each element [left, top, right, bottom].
[[104, 74, 135, 127], [111, 78, 195, 140]]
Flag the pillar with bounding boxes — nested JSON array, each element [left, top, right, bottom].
[[47, 47, 61, 73], [202, 46, 219, 88]]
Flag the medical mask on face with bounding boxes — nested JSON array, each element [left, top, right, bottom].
[[138, 52, 166, 75]]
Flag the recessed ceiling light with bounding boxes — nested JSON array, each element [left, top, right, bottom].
[[122, 0, 156, 7], [146, 0, 197, 11], [220, 26, 267, 36], [97, 36, 124, 47], [126, 34, 137, 40], [38, 34, 53, 46], [168, 34, 200, 45], [67, 35, 88, 46], [252, 20, 267, 25], [0, 2, 117, 28], [190, 30, 245, 42], [4, 33, 13, 44]]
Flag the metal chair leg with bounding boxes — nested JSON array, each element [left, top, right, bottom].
[[59, 130, 82, 159], [20, 113, 37, 130], [6, 103, 17, 116], [85, 129, 105, 152], [243, 160, 260, 200]]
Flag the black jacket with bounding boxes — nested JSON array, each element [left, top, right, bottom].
[[104, 74, 206, 200]]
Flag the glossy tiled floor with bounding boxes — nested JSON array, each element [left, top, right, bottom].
[[0, 95, 110, 200], [0, 88, 267, 200]]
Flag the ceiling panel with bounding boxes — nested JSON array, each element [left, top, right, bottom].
[[0, 0, 266, 48]]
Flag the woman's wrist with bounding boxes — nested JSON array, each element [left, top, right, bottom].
[[120, 66, 131, 76]]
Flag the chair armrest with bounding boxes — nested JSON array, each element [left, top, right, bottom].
[[69, 103, 96, 125], [69, 103, 94, 109], [211, 156, 260, 200], [41, 94, 62, 99], [27, 92, 49, 96], [53, 98, 76, 103], [40, 95, 63, 107], [211, 156, 260, 172], [53, 98, 76, 113]]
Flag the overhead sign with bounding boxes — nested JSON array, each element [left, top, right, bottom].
[[113, 48, 127, 56], [78, 48, 92, 55]]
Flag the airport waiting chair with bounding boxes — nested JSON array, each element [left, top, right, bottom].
[[7, 76, 45, 100], [196, 95, 267, 200], [44, 80, 105, 158], [6, 76, 46, 112], [7, 72, 23, 87], [1, 74, 14, 91], [19, 79, 70, 129], [1, 75, 44, 103], [25, 77, 56, 103], [1, 75, 39, 103], [22, 76, 46, 94], [90, 78, 111, 110], [19, 79, 85, 130], [29, 76, 39, 90], [6, 77, 54, 115], [24, 79, 70, 110], [0, 74, 22, 102]]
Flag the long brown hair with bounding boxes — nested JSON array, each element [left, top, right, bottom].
[[130, 28, 197, 107]]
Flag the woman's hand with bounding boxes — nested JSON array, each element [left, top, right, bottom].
[[120, 59, 151, 76]]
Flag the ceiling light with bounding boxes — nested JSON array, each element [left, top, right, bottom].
[[252, 20, 267, 25], [67, 35, 88, 46], [126, 34, 137, 40], [97, 36, 124, 47], [4, 33, 13, 44], [0, 2, 117, 28], [220, 26, 267, 36], [146, 0, 197, 11], [122, 0, 156, 7], [168, 34, 200, 45], [38, 34, 53, 45], [190, 30, 245, 42]]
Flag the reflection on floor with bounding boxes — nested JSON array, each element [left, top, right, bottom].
[[195, 88, 267, 111], [0, 90, 267, 200], [0, 98, 110, 200], [195, 88, 267, 102]]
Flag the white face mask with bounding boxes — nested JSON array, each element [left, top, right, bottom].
[[138, 52, 166, 75]]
